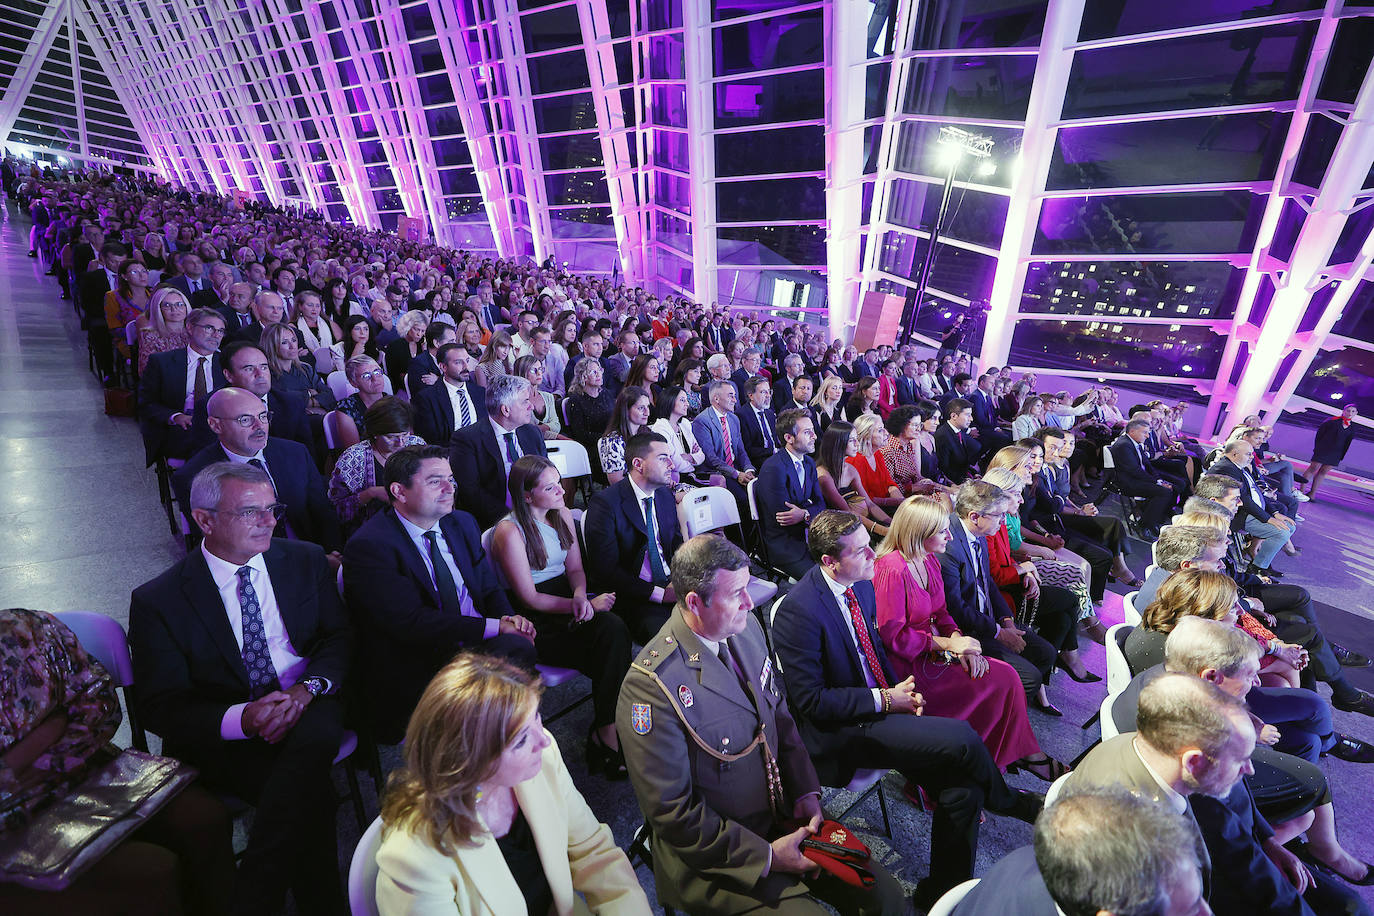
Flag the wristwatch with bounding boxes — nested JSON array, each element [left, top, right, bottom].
[[301, 676, 330, 698]]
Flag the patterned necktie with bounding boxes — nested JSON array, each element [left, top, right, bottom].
[[844, 587, 889, 689], [455, 386, 472, 428], [643, 496, 669, 586], [192, 356, 208, 402], [236, 567, 280, 699], [971, 538, 991, 614], [423, 531, 473, 618], [719, 412, 734, 465], [758, 410, 773, 450], [504, 431, 520, 464]]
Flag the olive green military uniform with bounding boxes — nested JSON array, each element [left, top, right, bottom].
[[616, 608, 904, 915]]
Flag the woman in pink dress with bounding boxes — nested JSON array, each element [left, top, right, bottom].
[[873, 494, 1066, 779]]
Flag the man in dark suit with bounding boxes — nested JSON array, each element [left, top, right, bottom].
[[447, 373, 546, 529], [342, 444, 537, 741], [412, 342, 486, 447], [737, 376, 780, 469], [770, 354, 810, 414], [404, 322, 455, 395], [895, 360, 920, 406], [940, 481, 1079, 708], [754, 409, 824, 579], [934, 398, 983, 483], [175, 387, 341, 552], [128, 461, 350, 916], [729, 346, 764, 396], [78, 241, 128, 381], [138, 307, 227, 463], [617, 534, 906, 915], [690, 379, 756, 501], [1109, 420, 1178, 534], [163, 253, 209, 300], [189, 341, 315, 459], [970, 373, 1012, 452], [227, 290, 287, 347], [771, 510, 1043, 906], [584, 431, 683, 643], [564, 325, 612, 391], [217, 281, 257, 336], [954, 790, 1208, 916], [190, 262, 234, 314], [1209, 441, 1296, 573]]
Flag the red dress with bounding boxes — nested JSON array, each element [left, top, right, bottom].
[[873, 551, 1041, 768], [847, 452, 898, 501]]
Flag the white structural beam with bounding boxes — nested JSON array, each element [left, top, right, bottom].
[[824, 0, 869, 343], [979, 0, 1086, 367], [680, 0, 718, 308]]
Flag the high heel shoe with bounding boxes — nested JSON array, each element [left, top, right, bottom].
[[1062, 667, 1103, 684], [1031, 698, 1064, 717], [587, 731, 628, 780], [1007, 756, 1070, 782]]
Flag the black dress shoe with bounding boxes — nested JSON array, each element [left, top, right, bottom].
[[1333, 643, 1372, 668], [1063, 667, 1103, 684], [1332, 690, 1374, 717], [1324, 734, 1374, 763], [1002, 789, 1045, 825], [1031, 698, 1064, 717]]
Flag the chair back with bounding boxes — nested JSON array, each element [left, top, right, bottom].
[[1122, 590, 1141, 627], [327, 370, 356, 401], [1043, 772, 1072, 807], [53, 611, 147, 751], [545, 438, 592, 479], [746, 476, 762, 521], [1106, 623, 1134, 694], [1143, 563, 1158, 580], [1101, 447, 1115, 469], [313, 346, 339, 374], [124, 319, 139, 347], [681, 486, 741, 538], [1100, 693, 1122, 741], [926, 878, 981, 916], [347, 815, 385, 916]]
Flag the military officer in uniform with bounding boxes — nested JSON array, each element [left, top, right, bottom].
[[616, 534, 906, 916]]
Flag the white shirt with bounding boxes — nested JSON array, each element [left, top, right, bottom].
[[819, 569, 885, 713], [629, 476, 671, 603], [179, 349, 215, 414], [443, 378, 477, 430], [201, 545, 307, 740], [394, 511, 499, 640]]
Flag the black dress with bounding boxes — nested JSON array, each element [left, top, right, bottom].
[[1310, 416, 1356, 465], [495, 808, 554, 916]]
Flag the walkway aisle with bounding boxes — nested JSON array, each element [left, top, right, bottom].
[[0, 202, 181, 621]]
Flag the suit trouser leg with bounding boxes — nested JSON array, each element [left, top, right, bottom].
[[475, 631, 540, 669], [1125, 484, 1173, 528], [804, 859, 906, 916], [614, 599, 674, 645], [983, 641, 1047, 699], [1246, 685, 1335, 763], [1062, 512, 1128, 555], [189, 697, 347, 916], [532, 609, 633, 729], [842, 715, 1015, 895], [1264, 585, 1349, 695]]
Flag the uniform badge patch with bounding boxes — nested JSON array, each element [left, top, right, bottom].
[[630, 703, 652, 734], [678, 685, 694, 708], [760, 657, 773, 691]]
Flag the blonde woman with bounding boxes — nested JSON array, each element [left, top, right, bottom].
[[848, 413, 904, 510], [261, 321, 335, 413], [137, 286, 190, 374], [376, 654, 650, 916], [809, 374, 845, 433]]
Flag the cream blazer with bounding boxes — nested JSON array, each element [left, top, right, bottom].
[[375, 733, 651, 916]]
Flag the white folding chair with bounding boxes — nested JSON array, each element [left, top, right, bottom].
[[1106, 623, 1135, 694], [681, 486, 778, 607], [1100, 693, 1121, 741], [327, 370, 356, 401], [1043, 772, 1072, 807], [1122, 590, 1141, 627], [347, 815, 384, 916], [313, 346, 339, 375], [545, 438, 592, 479], [926, 879, 981, 916]]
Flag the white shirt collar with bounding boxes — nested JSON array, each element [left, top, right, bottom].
[[394, 509, 438, 539], [628, 475, 657, 508], [221, 445, 265, 463], [200, 543, 267, 587], [1132, 737, 1189, 815], [819, 567, 850, 600]]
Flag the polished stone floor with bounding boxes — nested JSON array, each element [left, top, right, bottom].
[[3, 199, 1371, 912]]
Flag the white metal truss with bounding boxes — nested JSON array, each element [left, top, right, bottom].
[[823, 0, 869, 344]]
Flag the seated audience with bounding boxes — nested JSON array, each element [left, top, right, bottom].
[[137, 306, 227, 463], [341, 445, 537, 741], [376, 654, 650, 915], [815, 418, 893, 538], [1109, 419, 1180, 535], [136, 286, 190, 374], [617, 534, 908, 915], [1036, 427, 1139, 587], [880, 404, 942, 496], [649, 385, 715, 486], [474, 329, 513, 387], [689, 379, 756, 500], [515, 355, 561, 439], [129, 462, 351, 916], [333, 354, 391, 443], [176, 386, 340, 552], [0, 607, 235, 916], [384, 310, 428, 393], [1209, 439, 1298, 572], [753, 408, 824, 579], [292, 289, 336, 372], [489, 456, 633, 777], [737, 376, 780, 469], [872, 495, 1062, 777], [848, 413, 904, 510], [939, 480, 1075, 713], [190, 340, 314, 458], [809, 374, 845, 432], [844, 375, 881, 422], [334, 314, 380, 366], [411, 342, 485, 447], [934, 397, 982, 484], [770, 511, 1044, 907], [563, 355, 615, 461], [583, 432, 682, 643], [953, 788, 1208, 916], [405, 321, 456, 394], [261, 322, 335, 414], [598, 385, 652, 486], [327, 397, 424, 537], [449, 373, 547, 529]]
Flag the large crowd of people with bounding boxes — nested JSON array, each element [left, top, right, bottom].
[[2, 164, 1372, 916]]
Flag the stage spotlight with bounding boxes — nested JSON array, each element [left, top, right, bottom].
[[976, 159, 996, 179]]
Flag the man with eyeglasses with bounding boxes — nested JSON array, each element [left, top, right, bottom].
[[175, 386, 341, 554], [129, 461, 351, 916], [138, 307, 227, 463], [189, 340, 315, 459]]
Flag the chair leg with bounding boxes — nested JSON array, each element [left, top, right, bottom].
[[1070, 739, 1100, 769], [344, 757, 366, 829], [875, 782, 892, 839], [1080, 709, 1100, 731]]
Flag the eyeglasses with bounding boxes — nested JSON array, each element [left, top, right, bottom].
[[215, 410, 273, 428], [191, 323, 226, 335], [207, 503, 287, 523], [358, 369, 385, 381]]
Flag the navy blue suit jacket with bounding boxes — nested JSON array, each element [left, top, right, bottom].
[[342, 508, 514, 740], [447, 421, 546, 529], [174, 437, 341, 551], [971, 389, 1000, 435], [189, 388, 314, 459], [737, 403, 779, 469], [937, 513, 1013, 642], [128, 539, 351, 756], [934, 422, 981, 484], [754, 450, 823, 571], [583, 478, 681, 604], [410, 379, 487, 447], [137, 348, 225, 464], [1209, 456, 1277, 526], [771, 566, 895, 782], [1109, 435, 1161, 494]]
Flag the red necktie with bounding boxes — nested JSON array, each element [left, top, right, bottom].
[[720, 413, 734, 465], [845, 587, 889, 689]]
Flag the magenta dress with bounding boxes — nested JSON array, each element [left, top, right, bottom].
[[872, 551, 1041, 769]]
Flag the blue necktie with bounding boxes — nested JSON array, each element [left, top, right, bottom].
[[643, 496, 670, 587], [236, 567, 280, 699]]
